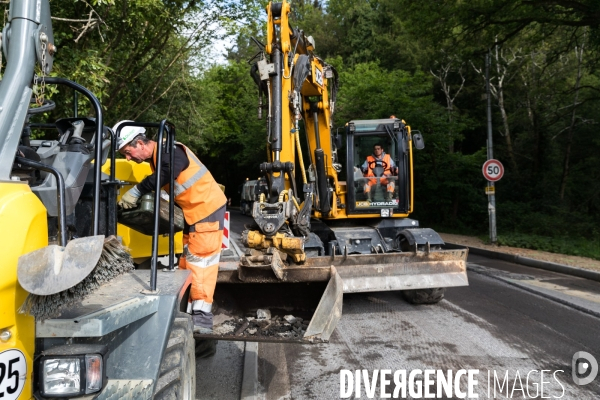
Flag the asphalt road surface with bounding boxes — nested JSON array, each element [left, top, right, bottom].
[[197, 210, 600, 399]]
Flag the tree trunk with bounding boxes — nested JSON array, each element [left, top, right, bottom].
[[497, 86, 518, 174], [559, 39, 584, 200], [493, 45, 519, 175], [522, 57, 541, 177]]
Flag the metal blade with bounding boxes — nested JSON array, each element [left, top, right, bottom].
[[303, 266, 343, 342], [18, 235, 105, 295], [270, 248, 285, 280]]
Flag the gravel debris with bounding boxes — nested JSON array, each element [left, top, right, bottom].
[[257, 309, 271, 320], [211, 309, 311, 340], [283, 315, 297, 324]]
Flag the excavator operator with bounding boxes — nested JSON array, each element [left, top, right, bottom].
[[114, 121, 226, 348], [361, 143, 398, 201]]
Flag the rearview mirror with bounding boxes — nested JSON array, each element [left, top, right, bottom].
[[412, 133, 425, 150]]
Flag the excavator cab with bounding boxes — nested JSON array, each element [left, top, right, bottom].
[[345, 118, 411, 215]]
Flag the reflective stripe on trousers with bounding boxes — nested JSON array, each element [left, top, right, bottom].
[[186, 300, 212, 313], [179, 205, 226, 305]]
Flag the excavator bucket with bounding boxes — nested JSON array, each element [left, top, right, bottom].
[[195, 245, 467, 344], [17, 235, 105, 295], [195, 266, 343, 344], [329, 248, 469, 293]]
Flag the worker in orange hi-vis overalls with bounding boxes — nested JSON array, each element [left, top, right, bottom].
[[114, 121, 227, 348], [361, 143, 398, 201]]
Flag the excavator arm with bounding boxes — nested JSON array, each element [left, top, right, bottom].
[[245, 1, 341, 261]]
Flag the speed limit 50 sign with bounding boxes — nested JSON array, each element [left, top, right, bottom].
[[482, 159, 504, 182]]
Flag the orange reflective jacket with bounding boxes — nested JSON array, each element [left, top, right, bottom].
[[365, 153, 393, 177], [152, 143, 226, 224]]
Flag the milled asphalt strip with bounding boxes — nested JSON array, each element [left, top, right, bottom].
[[240, 341, 258, 400], [238, 242, 600, 399], [445, 242, 600, 318], [445, 242, 600, 282]]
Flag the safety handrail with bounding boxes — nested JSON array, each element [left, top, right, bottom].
[[115, 120, 176, 292], [15, 156, 67, 247], [44, 77, 104, 236]]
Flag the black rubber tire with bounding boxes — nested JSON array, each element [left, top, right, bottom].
[[402, 288, 445, 305], [153, 312, 196, 400]]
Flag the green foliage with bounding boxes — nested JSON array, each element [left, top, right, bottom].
[[292, 0, 430, 70], [2, 0, 257, 126], [496, 233, 600, 261], [336, 63, 442, 127], [4, 0, 600, 249], [414, 149, 488, 231], [398, 0, 600, 49], [178, 60, 271, 196]]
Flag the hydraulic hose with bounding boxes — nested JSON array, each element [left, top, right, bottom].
[[294, 126, 307, 184]]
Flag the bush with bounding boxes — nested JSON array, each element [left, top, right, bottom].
[[495, 233, 600, 261]]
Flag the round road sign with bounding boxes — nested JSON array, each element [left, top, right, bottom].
[[482, 159, 504, 182]]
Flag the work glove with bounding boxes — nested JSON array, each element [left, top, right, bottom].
[[118, 186, 142, 209]]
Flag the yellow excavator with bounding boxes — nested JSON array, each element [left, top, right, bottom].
[[230, 0, 468, 304], [197, 0, 468, 342]]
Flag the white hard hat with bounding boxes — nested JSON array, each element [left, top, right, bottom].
[[113, 120, 146, 150]]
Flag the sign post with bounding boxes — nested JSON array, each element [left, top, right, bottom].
[[485, 50, 498, 244], [482, 158, 504, 244]]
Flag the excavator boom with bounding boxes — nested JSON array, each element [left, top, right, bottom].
[[243, 0, 469, 302]]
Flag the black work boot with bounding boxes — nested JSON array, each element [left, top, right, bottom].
[[195, 339, 217, 358], [191, 309, 217, 358]]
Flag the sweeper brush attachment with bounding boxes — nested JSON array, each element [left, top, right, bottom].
[[19, 236, 134, 319]]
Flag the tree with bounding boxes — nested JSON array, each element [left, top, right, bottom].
[[398, 0, 600, 48], [431, 55, 466, 153], [471, 44, 522, 174], [2, 0, 257, 128]]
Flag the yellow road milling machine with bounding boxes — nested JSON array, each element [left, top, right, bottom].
[[203, 0, 469, 339], [1, 1, 194, 398]]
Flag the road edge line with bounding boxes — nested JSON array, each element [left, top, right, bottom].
[[240, 341, 258, 400], [445, 242, 600, 283]]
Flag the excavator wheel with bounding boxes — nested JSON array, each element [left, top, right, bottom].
[[402, 288, 445, 305], [154, 312, 196, 399]]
